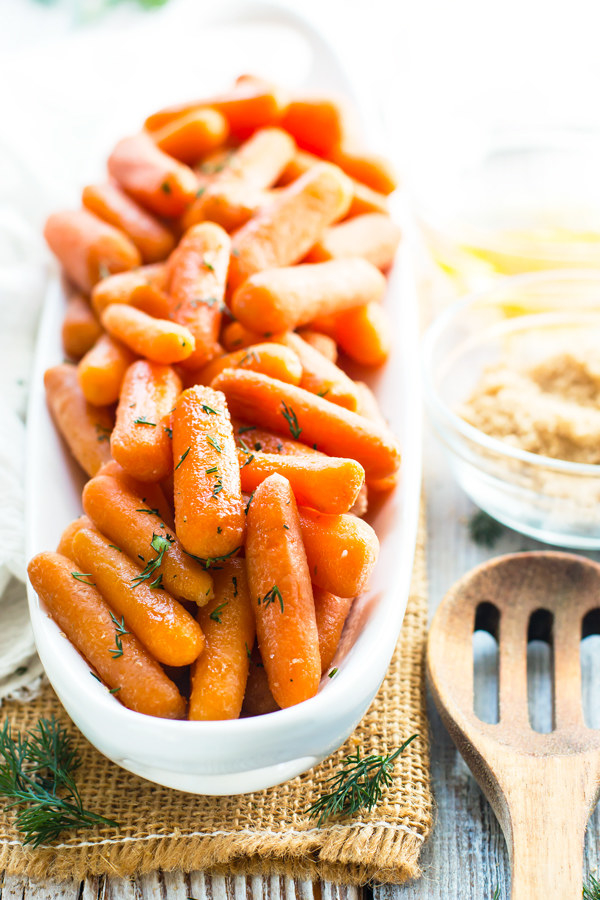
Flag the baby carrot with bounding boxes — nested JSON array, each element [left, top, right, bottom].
[[78, 333, 137, 406], [333, 301, 392, 367], [151, 108, 229, 164], [245, 473, 320, 708], [238, 450, 364, 515], [231, 258, 385, 334], [328, 145, 398, 195], [234, 422, 321, 457], [44, 210, 141, 294], [299, 507, 380, 597], [44, 364, 113, 476], [221, 321, 263, 352], [274, 332, 359, 410], [111, 360, 181, 482], [82, 474, 214, 604], [306, 212, 402, 271], [61, 293, 102, 360], [107, 132, 198, 218], [241, 650, 280, 717], [184, 180, 268, 232], [191, 342, 301, 387], [279, 150, 389, 216], [56, 516, 90, 558], [82, 183, 175, 263], [313, 586, 354, 673], [296, 329, 338, 363], [228, 163, 353, 292], [27, 552, 186, 719], [280, 95, 347, 155], [70, 523, 204, 667], [101, 304, 195, 364], [172, 385, 245, 560], [211, 369, 401, 479], [189, 559, 255, 720], [98, 459, 174, 529], [91, 264, 171, 318], [167, 222, 231, 369]]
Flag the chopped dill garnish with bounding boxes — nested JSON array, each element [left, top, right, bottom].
[[206, 466, 219, 474], [258, 585, 284, 613], [133, 416, 156, 427], [240, 454, 254, 469], [108, 613, 129, 660], [71, 572, 95, 586], [328, 668, 338, 678], [131, 533, 174, 587], [238, 425, 255, 434], [164, 426, 173, 439], [211, 476, 224, 498], [209, 602, 229, 624], [239, 349, 260, 367], [160, 181, 171, 194], [185, 546, 241, 570], [281, 401, 301, 439], [202, 257, 215, 272], [175, 447, 190, 470], [317, 388, 330, 398], [108, 544, 122, 553], [232, 576, 238, 597], [109, 687, 121, 695], [584, 874, 600, 900], [244, 491, 255, 515], [94, 424, 111, 443], [201, 404, 218, 415], [468, 509, 504, 548], [207, 436, 222, 453], [136, 507, 160, 516]]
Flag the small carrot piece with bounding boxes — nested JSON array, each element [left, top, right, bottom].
[[221, 321, 263, 352], [101, 304, 195, 364], [107, 133, 198, 218], [231, 258, 385, 334], [279, 150, 389, 216], [82, 474, 214, 604], [313, 586, 354, 673], [77, 333, 136, 406], [328, 145, 398, 196], [61, 293, 103, 360], [91, 264, 171, 318], [57, 516, 91, 559], [44, 210, 141, 294], [70, 523, 204, 667], [299, 507, 379, 597], [192, 342, 302, 387], [98, 459, 174, 528], [306, 212, 401, 271], [296, 329, 338, 363], [234, 422, 321, 457], [241, 649, 280, 717], [274, 332, 359, 410], [211, 369, 401, 479], [172, 385, 245, 560], [189, 559, 255, 720], [27, 552, 186, 719], [280, 96, 347, 155], [82, 183, 175, 263], [111, 360, 181, 482], [238, 450, 364, 514], [228, 163, 353, 292], [167, 222, 231, 369], [333, 301, 392, 367], [184, 180, 268, 232], [245, 473, 320, 708], [151, 108, 230, 164], [44, 364, 113, 476]]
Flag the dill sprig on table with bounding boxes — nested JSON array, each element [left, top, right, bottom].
[[584, 874, 600, 900], [306, 735, 418, 826], [468, 509, 504, 549], [0, 717, 118, 847]]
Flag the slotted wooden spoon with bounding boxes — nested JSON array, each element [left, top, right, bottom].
[[427, 551, 600, 899]]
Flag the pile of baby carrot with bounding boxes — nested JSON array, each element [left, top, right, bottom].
[[27, 75, 402, 721]]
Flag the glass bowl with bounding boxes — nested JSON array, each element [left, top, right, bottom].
[[422, 271, 600, 549]]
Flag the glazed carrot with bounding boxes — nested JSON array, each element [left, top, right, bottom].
[[328, 145, 398, 195], [172, 385, 245, 560], [279, 150, 389, 216], [184, 180, 268, 232], [189, 559, 255, 720], [273, 333, 359, 410], [333, 301, 392, 367], [82, 183, 175, 263], [228, 163, 353, 292], [167, 222, 231, 369], [27, 552, 186, 719], [238, 451, 364, 515], [56, 516, 90, 558], [98, 459, 174, 528], [211, 369, 401, 479], [241, 650, 280, 717], [82, 474, 214, 604], [70, 523, 204, 667], [111, 360, 181, 482], [221, 321, 263, 352], [231, 258, 385, 334], [245, 473, 320, 708], [151, 108, 229, 164], [306, 212, 401, 271], [44, 364, 113, 476], [296, 329, 338, 363], [44, 210, 141, 294], [78, 333, 136, 406], [91, 264, 171, 318], [299, 508, 379, 597], [101, 304, 195, 364], [313, 586, 354, 673], [61, 293, 103, 360], [107, 133, 198, 218], [234, 423, 322, 457], [191, 342, 301, 387], [280, 96, 347, 155]]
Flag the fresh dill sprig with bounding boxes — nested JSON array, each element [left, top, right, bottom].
[[133, 416, 156, 427], [108, 612, 129, 659], [211, 476, 224, 498], [240, 454, 255, 469], [0, 717, 118, 847], [71, 572, 95, 586], [94, 424, 111, 443], [306, 735, 418, 826], [207, 435, 223, 453], [164, 425, 173, 439], [131, 533, 174, 587], [201, 404, 218, 415], [136, 506, 160, 516], [584, 874, 600, 900], [209, 602, 229, 624], [281, 401, 301, 439], [244, 490, 255, 515], [492, 887, 500, 900], [185, 546, 241, 570], [239, 349, 260, 367], [175, 447, 190, 470], [468, 509, 504, 549], [258, 585, 284, 613], [237, 425, 255, 434]]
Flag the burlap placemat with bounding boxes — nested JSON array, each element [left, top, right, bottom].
[[0, 507, 431, 886]]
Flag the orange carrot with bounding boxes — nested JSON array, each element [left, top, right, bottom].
[[279, 150, 389, 216], [91, 264, 171, 318], [221, 321, 263, 352], [245, 473, 320, 708], [313, 586, 354, 672], [77, 333, 136, 406], [189, 559, 255, 720], [166, 222, 231, 369], [241, 649, 280, 716], [111, 360, 181, 482], [101, 304, 195, 364], [82, 183, 175, 263], [231, 257, 385, 334], [280, 96, 347, 155], [333, 301, 392, 367], [44, 210, 141, 294], [44, 364, 113, 476], [57, 516, 90, 558], [82, 474, 214, 604], [228, 163, 353, 292], [70, 523, 204, 667], [107, 132, 197, 218], [238, 450, 364, 514], [172, 385, 245, 560], [184, 180, 268, 232], [27, 552, 186, 719], [97, 459, 175, 528], [211, 369, 401, 479], [299, 507, 379, 597], [328, 145, 398, 195], [151, 108, 229, 164], [61, 293, 103, 360], [191, 342, 301, 387], [234, 423, 322, 457], [306, 212, 401, 270], [274, 332, 360, 410], [296, 329, 338, 363]]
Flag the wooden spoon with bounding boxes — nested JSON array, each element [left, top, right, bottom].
[[427, 551, 600, 899]]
